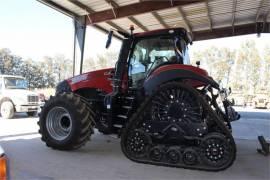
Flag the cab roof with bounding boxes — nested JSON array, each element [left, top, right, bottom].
[[134, 27, 188, 37]]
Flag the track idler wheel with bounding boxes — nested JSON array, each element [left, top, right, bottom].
[[200, 133, 235, 168], [166, 147, 181, 164], [182, 148, 198, 165], [126, 129, 152, 158], [149, 146, 164, 161]]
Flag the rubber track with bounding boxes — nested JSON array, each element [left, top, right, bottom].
[[121, 82, 236, 171]]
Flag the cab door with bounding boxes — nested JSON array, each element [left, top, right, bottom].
[[128, 37, 177, 89]]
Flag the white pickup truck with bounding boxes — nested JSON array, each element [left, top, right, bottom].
[[0, 75, 41, 119]]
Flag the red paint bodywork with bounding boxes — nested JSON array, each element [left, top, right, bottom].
[[66, 68, 114, 93], [147, 64, 210, 88], [149, 64, 208, 77], [66, 64, 210, 94]]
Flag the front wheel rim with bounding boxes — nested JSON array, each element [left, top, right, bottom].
[[1, 102, 12, 117], [46, 107, 72, 141]]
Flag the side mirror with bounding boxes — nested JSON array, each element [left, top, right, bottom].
[[231, 98, 235, 106], [187, 32, 193, 44], [196, 61, 200, 67], [228, 87, 232, 94], [105, 30, 114, 49]]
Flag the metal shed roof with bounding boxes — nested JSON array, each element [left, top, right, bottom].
[[38, 0, 270, 40]]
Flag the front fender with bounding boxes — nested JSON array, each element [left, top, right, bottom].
[[55, 80, 72, 95], [144, 69, 219, 95]]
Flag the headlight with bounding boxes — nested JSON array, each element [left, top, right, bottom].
[[0, 146, 7, 180]]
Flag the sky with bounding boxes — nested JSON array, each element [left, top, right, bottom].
[[0, 0, 121, 61], [0, 0, 269, 62]]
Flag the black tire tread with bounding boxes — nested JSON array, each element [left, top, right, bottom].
[[38, 92, 94, 150]]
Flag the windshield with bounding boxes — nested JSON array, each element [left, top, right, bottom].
[[4, 77, 28, 89]]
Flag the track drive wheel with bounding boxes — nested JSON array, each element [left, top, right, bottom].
[[38, 93, 94, 150]]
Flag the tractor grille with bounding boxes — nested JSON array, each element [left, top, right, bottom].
[[28, 95, 39, 103]]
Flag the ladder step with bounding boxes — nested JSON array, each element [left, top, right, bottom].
[[117, 115, 128, 119], [122, 105, 132, 109], [125, 96, 135, 100], [113, 124, 123, 128]]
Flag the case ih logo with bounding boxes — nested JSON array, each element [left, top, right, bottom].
[[71, 74, 88, 84]]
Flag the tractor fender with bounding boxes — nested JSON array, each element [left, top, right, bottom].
[[55, 80, 72, 95], [144, 69, 219, 95]]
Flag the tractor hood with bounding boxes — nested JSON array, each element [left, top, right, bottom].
[[66, 68, 114, 93]]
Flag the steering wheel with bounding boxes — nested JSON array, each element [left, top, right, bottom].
[[156, 56, 169, 63], [151, 56, 169, 69], [146, 56, 169, 78]]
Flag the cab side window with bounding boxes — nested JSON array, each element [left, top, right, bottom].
[[128, 38, 176, 88]]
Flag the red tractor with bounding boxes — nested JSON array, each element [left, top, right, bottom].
[[39, 27, 240, 171]]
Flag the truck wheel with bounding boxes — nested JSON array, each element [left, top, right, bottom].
[[1, 101, 14, 119], [27, 112, 37, 117], [38, 93, 94, 150]]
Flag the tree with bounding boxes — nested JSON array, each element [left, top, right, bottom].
[[40, 56, 56, 87], [0, 48, 57, 89], [53, 54, 73, 82], [20, 59, 50, 89], [96, 51, 119, 69], [262, 45, 270, 92], [40, 55, 73, 87], [83, 57, 96, 72], [0, 48, 22, 75], [231, 40, 261, 94], [192, 46, 236, 87]]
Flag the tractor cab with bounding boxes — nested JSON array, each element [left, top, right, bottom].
[[128, 31, 191, 88], [108, 27, 193, 92]]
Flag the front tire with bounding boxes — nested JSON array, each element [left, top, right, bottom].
[[38, 93, 94, 150], [1, 101, 15, 119]]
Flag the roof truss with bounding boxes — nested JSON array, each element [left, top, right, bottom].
[[85, 0, 204, 25]]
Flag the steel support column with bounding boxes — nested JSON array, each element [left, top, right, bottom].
[[73, 16, 86, 75]]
